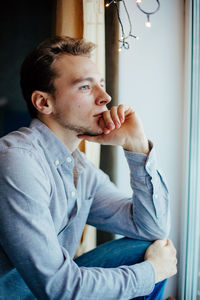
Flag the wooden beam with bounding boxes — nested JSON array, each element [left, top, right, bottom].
[[56, 0, 83, 38]]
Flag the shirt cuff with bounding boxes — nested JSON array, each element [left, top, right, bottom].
[[124, 141, 157, 178], [129, 260, 155, 297]]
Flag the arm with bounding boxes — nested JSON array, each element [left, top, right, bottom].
[[0, 149, 155, 299], [80, 105, 170, 239]]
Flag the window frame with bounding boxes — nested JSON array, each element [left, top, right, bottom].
[[179, 0, 200, 299]]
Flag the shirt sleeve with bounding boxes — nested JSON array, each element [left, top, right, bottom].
[[87, 143, 170, 240], [0, 148, 155, 299]]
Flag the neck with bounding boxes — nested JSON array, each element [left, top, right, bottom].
[[38, 116, 81, 153]]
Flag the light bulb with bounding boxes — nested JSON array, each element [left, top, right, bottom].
[[136, 0, 142, 3], [145, 21, 151, 28], [136, 36, 139, 40], [105, 3, 110, 7], [145, 15, 151, 28], [118, 48, 122, 52]]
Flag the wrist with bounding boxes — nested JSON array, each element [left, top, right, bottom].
[[146, 259, 158, 283], [123, 137, 150, 155]]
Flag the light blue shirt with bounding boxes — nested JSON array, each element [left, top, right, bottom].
[[0, 119, 170, 299]]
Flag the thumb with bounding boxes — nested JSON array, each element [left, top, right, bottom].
[[154, 239, 168, 247]]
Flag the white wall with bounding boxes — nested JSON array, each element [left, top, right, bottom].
[[116, 0, 184, 297]]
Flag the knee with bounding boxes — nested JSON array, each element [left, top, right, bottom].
[[115, 238, 152, 265]]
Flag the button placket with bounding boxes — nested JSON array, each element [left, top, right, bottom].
[[66, 157, 72, 163], [71, 191, 76, 197]]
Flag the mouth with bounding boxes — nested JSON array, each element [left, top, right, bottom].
[[93, 113, 103, 118], [93, 111, 106, 118]]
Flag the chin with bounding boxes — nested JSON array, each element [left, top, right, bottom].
[[80, 124, 102, 136]]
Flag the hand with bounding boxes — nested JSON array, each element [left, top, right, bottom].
[[79, 104, 149, 154], [144, 239, 177, 283]]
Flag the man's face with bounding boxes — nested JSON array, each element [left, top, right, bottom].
[[50, 54, 111, 136]]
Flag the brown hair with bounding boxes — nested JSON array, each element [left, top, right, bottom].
[[20, 36, 96, 118]]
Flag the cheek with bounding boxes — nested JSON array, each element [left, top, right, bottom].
[[76, 103, 92, 116]]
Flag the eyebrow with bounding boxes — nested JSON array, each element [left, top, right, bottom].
[[71, 77, 105, 85]]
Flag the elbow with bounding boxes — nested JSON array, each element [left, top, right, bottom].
[[149, 218, 171, 240], [134, 214, 171, 241], [152, 224, 170, 240]]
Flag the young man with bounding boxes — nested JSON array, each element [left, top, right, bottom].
[[0, 36, 177, 299]]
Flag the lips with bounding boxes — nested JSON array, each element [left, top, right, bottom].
[[93, 110, 107, 118], [93, 113, 103, 118]]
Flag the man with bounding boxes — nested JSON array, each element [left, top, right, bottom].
[[0, 36, 177, 299]]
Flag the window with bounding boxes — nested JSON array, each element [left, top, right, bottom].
[[179, 0, 200, 299]]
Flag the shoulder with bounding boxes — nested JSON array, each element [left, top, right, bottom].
[[0, 126, 37, 151], [0, 125, 47, 161], [0, 127, 48, 178]]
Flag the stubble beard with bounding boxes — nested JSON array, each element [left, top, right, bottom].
[[53, 111, 101, 137]]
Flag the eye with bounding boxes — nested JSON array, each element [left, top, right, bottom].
[[80, 85, 90, 91]]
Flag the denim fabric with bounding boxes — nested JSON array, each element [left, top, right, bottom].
[[0, 119, 170, 299], [75, 237, 167, 300]]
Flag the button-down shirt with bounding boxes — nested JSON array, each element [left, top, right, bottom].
[[0, 119, 169, 299]]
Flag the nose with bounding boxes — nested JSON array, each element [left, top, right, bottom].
[[95, 86, 111, 106]]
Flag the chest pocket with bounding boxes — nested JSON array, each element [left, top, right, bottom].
[[57, 195, 82, 236]]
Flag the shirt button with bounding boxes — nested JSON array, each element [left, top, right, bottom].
[[71, 191, 76, 197], [54, 159, 59, 166], [66, 157, 72, 163]]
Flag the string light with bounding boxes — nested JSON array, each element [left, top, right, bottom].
[[145, 15, 151, 28], [105, 0, 160, 50], [136, 0, 160, 29], [105, 0, 115, 7], [106, 0, 138, 51]]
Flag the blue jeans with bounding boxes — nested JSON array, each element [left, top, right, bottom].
[[74, 237, 167, 299]]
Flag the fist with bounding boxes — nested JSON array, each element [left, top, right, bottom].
[[79, 104, 149, 154], [145, 239, 177, 283]]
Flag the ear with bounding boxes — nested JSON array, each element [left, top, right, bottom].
[[31, 91, 53, 115]]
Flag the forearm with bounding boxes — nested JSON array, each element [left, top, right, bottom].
[[41, 258, 155, 300], [125, 143, 170, 239]]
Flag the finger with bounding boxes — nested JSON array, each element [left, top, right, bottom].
[[165, 240, 177, 257], [173, 264, 178, 274], [117, 104, 128, 123], [166, 239, 172, 245], [99, 118, 110, 135], [102, 110, 115, 130], [172, 247, 177, 256], [166, 240, 176, 252], [110, 106, 121, 129], [119, 104, 133, 121]]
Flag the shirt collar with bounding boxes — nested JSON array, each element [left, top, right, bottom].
[[30, 119, 86, 173]]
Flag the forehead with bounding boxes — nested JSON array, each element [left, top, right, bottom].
[[53, 54, 101, 82]]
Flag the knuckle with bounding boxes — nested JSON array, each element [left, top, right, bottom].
[[110, 106, 117, 111], [118, 104, 124, 109]]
